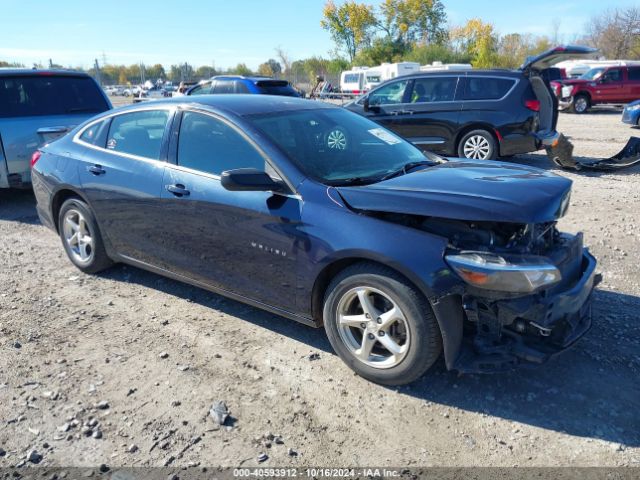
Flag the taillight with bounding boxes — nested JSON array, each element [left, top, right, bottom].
[[525, 100, 540, 112], [30, 151, 42, 168]]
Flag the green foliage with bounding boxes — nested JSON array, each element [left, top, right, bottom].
[[379, 0, 447, 45], [232, 63, 253, 76], [321, 1, 378, 61], [353, 37, 407, 65], [404, 43, 470, 65]]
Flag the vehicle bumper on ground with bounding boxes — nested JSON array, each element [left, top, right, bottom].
[[558, 97, 573, 110], [452, 247, 598, 374]]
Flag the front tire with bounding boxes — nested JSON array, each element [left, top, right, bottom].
[[570, 94, 590, 114], [457, 129, 497, 160], [323, 263, 442, 385], [58, 198, 113, 274]]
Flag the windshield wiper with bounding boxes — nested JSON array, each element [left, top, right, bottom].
[[329, 176, 379, 187], [379, 160, 435, 181]]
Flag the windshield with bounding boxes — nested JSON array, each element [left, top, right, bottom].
[[247, 108, 439, 185], [580, 68, 604, 80]]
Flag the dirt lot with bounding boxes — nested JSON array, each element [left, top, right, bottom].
[[0, 108, 639, 470]]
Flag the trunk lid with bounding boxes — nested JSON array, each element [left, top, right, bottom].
[[520, 45, 597, 72], [336, 160, 572, 224]]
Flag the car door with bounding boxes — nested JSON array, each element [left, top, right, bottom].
[[352, 79, 413, 133], [76, 107, 173, 265], [597, 68, 624, 102], [626, 67, 640, 99], [392, 75, 462, 154], [159, 109, 300, 311]]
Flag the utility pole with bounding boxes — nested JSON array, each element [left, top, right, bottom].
[[48, 59, 53, 69], [94, 58, 102, 86]]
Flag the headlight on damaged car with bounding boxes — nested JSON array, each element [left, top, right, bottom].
[[626, 104, 640, 111], [561, 86, 573, 98], [445, 252, 561, 293]]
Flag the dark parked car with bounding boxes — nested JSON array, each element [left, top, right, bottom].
[[32, 95, 597, 385], [186, 75, 300, 97], [346, 46, 596, 160], [0, 69, 111, 188]]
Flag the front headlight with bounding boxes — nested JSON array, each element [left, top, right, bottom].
[[627, 104, 640, 111], [561, 86, 573, 98], [445, 252, 561, 293]]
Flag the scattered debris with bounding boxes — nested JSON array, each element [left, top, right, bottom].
[[209, 401, 229, 426], [159, 352, 169, 359], [257, 452, 268, 463], [308, 352, 321, 361], [288, 448, 298, 457], [26, 449, 42, 464], [128, 444, 139, 453], [95, 400, 110, 410]]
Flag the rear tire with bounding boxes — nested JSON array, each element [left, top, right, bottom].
[[58, 198, 113, 274], [323, 263, 442, 386], [457, 129, 497, 160], [570, 94, 590, 114]]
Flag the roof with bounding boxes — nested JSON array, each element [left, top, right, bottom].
[[0, 68, 91, 77], [210, 75, 279, 82], [131, 94, 336, 117]]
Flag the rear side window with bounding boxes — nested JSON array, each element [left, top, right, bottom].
[[464, 77, 516, 100], [79, 119, 110, 146], [106, 110, 170, 159], [256, 80, 297, 96], [629, 68, 640, 81], [0, 75, 109, 118], [177, 111, 265, 176], [411, 77, 457, 103]]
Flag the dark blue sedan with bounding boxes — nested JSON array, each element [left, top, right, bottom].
[[31, 95, 597, 385]]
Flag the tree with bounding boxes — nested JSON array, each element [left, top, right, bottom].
[[266, 59, 282, 77], [496, 33, 533, 68], [232, 63, 253, 76], [275, 47, 292, 77], [146, 64, 166, 81], [405, 42, 470, 65], [195, 65, 217, 79], [585, 7, 640, 59], [353, 37, 406, 65], [379, 0, 447, 46], [321, 0, 378, 62], [451, 18, 498, 68], [257, 62, 274, 77]]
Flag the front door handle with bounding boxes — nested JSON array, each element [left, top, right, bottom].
[[37, 126, 69, 135], [166, 184, 190, 197], [87, 164, 106, 175]]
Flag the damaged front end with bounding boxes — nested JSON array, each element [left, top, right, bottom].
[[368, 212, 598, 374], [437, 220, 599, 373]]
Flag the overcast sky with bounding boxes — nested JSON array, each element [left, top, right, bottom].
[[1, 0, 635, 69]]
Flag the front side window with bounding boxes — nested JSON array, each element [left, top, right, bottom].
[[368, 80, 410, 106], [213, 80, 235, 94], [106, 110, 170, 159], [411, 77, 457, 103], [188, 82, 213, 96], [464, 77, 515, 100], [629, 68, 640, 81], [177, 111, 266, 176]]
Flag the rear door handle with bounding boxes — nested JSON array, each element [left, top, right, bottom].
[[166, 184, 190, 197], [87, 165, 106, 175], [37, 126, 69, 134]]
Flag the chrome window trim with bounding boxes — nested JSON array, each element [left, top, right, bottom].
[[363, 75, 520, 106]]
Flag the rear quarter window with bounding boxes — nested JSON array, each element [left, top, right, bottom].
[[628, 68, 640, 81], [464, 77, 516, 101], [0, 75, 109, 118]]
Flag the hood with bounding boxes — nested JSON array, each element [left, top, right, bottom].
[[336, 160, 572, 224], [559, 78, 590, 86], [520, 45, 597, 72]]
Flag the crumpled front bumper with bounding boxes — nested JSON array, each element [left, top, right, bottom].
[[453, 248, 598, 374]]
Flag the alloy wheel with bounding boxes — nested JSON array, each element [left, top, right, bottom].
[[574, 97, 588, 113], [62, 209, 94, 264], [336, 286, 410, 369], [463, 135, 491, 159]]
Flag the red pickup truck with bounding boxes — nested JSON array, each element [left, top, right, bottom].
[[551, 64, 640, 113]]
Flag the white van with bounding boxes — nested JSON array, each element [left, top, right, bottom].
[[340, 67, 370, 94]]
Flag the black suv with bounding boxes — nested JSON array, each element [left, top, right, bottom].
[[346, 46, 595, 160]]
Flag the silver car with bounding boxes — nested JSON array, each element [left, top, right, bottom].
[[0, 69, 111, 188]]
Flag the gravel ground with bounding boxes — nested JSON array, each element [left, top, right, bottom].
[[0, 108, 639, 469]]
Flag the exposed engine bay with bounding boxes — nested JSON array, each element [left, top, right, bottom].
[[360, 209, 599, 373]]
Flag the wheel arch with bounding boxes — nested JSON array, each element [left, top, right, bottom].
[[311, 255, 464, 371], [50, 187, 91, 233]]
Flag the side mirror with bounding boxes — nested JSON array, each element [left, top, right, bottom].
[[220, 168, 286, 193]]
